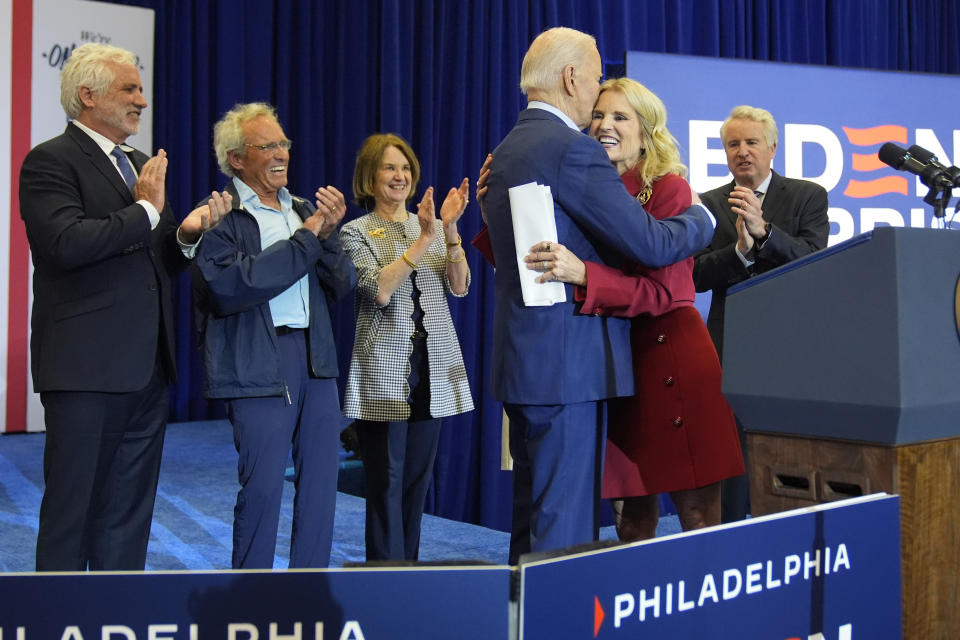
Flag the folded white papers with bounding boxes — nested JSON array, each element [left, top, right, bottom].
[[508, 182, 566, 307]]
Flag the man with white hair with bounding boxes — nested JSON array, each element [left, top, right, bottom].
[[19, 42, 230, 571], [694, 105, 829, 522], [482, 27, 716, 562], [192, 102, 355, 569]]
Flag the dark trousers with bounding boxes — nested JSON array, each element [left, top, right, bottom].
[[505, 401, 605, 564], [36, 362, 168, 571], [227, 330, 341, 569], [720, 414, 751, 522], [355, 417, 443, 561]]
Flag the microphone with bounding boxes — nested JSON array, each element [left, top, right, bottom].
[[878, 142, 955, 190], [907, 144, 960, 187]]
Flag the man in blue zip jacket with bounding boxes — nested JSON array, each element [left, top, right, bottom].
[[193, 102, 356, 568]]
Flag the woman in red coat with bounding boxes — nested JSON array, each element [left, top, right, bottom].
[[525, 78, 744, 541]]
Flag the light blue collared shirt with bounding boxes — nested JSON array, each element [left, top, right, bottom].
[[233, 177, 310, 328], [527, 100, 580, 131]]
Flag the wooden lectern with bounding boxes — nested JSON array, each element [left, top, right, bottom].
[[722, 226, 960, 639]]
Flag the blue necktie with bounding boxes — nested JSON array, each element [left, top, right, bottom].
[[111, 146, 137, 194]]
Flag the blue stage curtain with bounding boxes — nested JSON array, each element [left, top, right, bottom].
[[102, 0, 960, 532]]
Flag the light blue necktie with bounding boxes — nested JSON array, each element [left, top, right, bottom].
[[111, 146, 137, 194]]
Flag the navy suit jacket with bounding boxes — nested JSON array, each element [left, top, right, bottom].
[[693, 170, 829, 359], [484, 108, 715, 405], [19, 123, 189, 393]]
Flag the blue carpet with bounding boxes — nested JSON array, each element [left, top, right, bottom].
[[0, 420, 679, 571]]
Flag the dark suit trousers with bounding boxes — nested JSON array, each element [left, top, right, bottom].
[[505, 401, 605, 564], [355, 417, 443, 561], [227, 330, 341, 569], [36, 362, 168, 571]]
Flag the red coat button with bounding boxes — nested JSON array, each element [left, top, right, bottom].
[[672, 417, 683, 427], [656, 334, 666, 344], [664, 376, 674, 387]]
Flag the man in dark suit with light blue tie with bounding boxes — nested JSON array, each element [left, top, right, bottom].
[[19, 43, 230, 571], [482, 27, 716, 563]]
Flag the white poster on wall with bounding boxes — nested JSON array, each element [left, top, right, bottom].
[[31, 0, 154, 151], [2, 0, 154, 432]]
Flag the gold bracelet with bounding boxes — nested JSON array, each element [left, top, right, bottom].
[[446, 235, 462, 247], [401, 251, 418, 269], [446, 252, 466, 263]]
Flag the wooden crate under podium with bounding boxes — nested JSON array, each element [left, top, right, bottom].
[[747, 431, 960, 639]]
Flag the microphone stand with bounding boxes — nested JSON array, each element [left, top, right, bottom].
[[922, 183, 952, 220]]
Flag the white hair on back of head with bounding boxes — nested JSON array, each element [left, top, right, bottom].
[[519, 27, 597, 96]]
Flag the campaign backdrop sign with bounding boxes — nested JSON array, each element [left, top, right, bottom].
[[625, 51, 960, 244], [519, 494, 900, 640], [0, 566, 511, 639]]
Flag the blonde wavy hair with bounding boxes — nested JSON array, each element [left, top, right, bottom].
[[596, 78, 687, 189]]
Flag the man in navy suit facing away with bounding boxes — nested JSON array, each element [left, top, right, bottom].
[[482, 27, 716, 563]]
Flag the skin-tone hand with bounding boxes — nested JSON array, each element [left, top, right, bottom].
[[303, 185, 346, 239], [477, 153, 492, 223], [440, 177, 469, 253], [179, 189, 233, 244], [133, 149, 168, 212], [440, 179, 470, 296], [728, 185, 766, 238], [735, 214, 754, 255], [374, 185, 471, 305], [688, 183, 702, 206], [415, 187, 439, 244], [440, 178, 469, 228], [524, 241, 587, 286]]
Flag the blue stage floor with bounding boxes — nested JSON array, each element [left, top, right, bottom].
[[0, 420, 678, 571]]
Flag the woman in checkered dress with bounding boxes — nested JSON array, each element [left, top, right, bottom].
[[339, 133, 474, 561]]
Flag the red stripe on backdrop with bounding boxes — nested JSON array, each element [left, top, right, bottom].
[[6, 0, 33, 433]]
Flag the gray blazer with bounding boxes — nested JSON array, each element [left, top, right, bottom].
[[340, 212, 473, 421]]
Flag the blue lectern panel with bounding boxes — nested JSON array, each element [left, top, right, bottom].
[[723, 227, 960, 444]]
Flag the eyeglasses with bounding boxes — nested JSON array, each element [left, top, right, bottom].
[[244, 139, 292, 152]]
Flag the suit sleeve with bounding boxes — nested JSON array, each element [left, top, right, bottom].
[[556, 138, 714, 268], [574, 175, 695, 318], [195, 212, 326, 317], [693, 181, 829, 292], [19, 144, 153, 271], [693, 189, 751, 292], [756, 183, 829, 263], [575, 261, 679, 317]]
